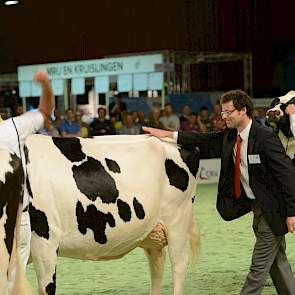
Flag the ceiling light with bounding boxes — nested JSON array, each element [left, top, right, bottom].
[[4, 0, 19, 5]]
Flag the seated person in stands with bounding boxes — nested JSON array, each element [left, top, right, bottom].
[[108, 94, 127, 122], [147, 107, 164, 129], [159, 103, 180, 131], [60, 108, 81, 137], [199, 105, 213, 131], [180, 112, 200, 132], [117, 112, 141, 135], [210, 101, 226, 131], [38, 119, 60, 137], [179, 104, 191, 124], [89, 107, 115, 136]]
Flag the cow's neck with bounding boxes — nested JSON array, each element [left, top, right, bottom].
[[278, 131, 295, 159]]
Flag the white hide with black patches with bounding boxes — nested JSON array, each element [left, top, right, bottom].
[[0, 144, 33, 295], [26, 134, 200, 295], [266, 90, 295, 160]]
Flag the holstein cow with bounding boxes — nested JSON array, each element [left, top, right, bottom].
[[0, 144, 33, 295], [25, 134, 200, 295], [266, 90, 295, 161]]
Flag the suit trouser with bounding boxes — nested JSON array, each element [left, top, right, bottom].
[[240, 200, 295, 295]]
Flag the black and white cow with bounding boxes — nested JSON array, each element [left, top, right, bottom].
[[25, 134, 200, 295], [266, 90, 295, 161], [0, 144, 33, 295]]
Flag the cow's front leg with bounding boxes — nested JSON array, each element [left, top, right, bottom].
[[31, 240, 58, 295], [144, 248, 166, 295]]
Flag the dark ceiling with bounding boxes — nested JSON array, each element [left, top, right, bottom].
[[0, 0, 294, 94]]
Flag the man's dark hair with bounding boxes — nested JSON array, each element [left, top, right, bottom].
[[221, 89, 254, 119]]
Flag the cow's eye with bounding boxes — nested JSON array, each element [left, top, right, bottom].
[[270, 97, 280, 108], [280, 104, 287, 112]]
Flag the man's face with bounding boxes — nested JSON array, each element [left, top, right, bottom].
[[221, 101, 243, 129]]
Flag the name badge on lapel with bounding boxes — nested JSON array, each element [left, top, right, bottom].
[[248, 154, 261, 164]]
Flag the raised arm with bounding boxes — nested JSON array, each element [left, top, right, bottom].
[[33, 70, 55, 120]]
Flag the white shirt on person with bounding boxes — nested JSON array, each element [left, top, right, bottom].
[[234, 120, 256, 199], [0, 111, 44, 208]]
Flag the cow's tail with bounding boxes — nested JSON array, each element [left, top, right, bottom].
[[10, 205, 34, 295], [188, 219, 200, 266]]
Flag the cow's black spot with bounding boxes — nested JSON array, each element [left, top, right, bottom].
[[133, 198, 145, 220], [0, 154, 24, 255], [52, 137, 86, 162], [105, 158, 121, 173], [165, 159, 189, 191], [76, 201, 115, 244], [45, 271, 56, 295], [117, 199, 131, 222], [29, 204, 49, 240], [179, 147, 200, 177], [73, 157, 119, 203]]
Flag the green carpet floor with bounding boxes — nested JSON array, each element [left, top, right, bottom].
[[27, 183, 295, 294]]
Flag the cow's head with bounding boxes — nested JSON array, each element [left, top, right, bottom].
[[266, 90, 295, 138]]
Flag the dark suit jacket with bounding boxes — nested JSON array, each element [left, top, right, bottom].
[[178, 121, 295, 235]]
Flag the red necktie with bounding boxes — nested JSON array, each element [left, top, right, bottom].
[[234, 135, 242, 198]]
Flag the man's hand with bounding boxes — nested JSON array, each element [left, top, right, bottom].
[[286, 104, 295, 116], [33, 69, 50, 85], [34, 69, 55, 121], [286, 216, 295, 233], [142, 126, 173, 138]]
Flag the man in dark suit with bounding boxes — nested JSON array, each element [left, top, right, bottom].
[[143, 89, 295, 294]]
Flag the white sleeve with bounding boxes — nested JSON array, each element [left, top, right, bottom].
[[173, 131, 178, 141], [13, 111, 44, 146], [290, 114, 295, 137]]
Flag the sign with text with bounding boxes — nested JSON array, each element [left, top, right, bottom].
[[198, 158, 221, 184], [18, 54, 163, 82]]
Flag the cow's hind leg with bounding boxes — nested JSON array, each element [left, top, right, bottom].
[[31, 242, 58, 295], [144, 248, 166, 295]]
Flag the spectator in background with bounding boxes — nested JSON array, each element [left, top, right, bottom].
[[180, 112, 200, 132], [198, 105, 212, 131], [110, 114, 122, 133], [89, 107, 115, 137], [147, 107, 164, 129], [60, 108, 81, 137], [159, 103, 180, 131], [210, 101, 226, 131], [108, 94, 127, 121], [38, 119, 60, 137], [118, 112, 141, 135], [254, 107, 267, 127], [179, 104, 191, 124], [75, 111, 89, 138], [52, 109, 63, 134]]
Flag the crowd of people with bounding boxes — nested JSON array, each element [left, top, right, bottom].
[[34, 96, 257, 138], [36, 96, 268, 140]]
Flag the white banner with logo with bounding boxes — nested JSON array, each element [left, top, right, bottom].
[[198, 158, 221, 184]]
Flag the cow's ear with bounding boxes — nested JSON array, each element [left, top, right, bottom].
[[287, 97, 295, 105], [270, 97, 280, 108]]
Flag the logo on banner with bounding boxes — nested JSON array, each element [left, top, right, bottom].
[[199, 166, 219, 180]]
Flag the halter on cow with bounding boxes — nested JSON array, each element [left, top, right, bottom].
[[266, 90, 295, 161], [25, 134, 200, 295]]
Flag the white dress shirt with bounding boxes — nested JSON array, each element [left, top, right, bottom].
[[235, 120, 256, 199], [0, 111, 44, 207]]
